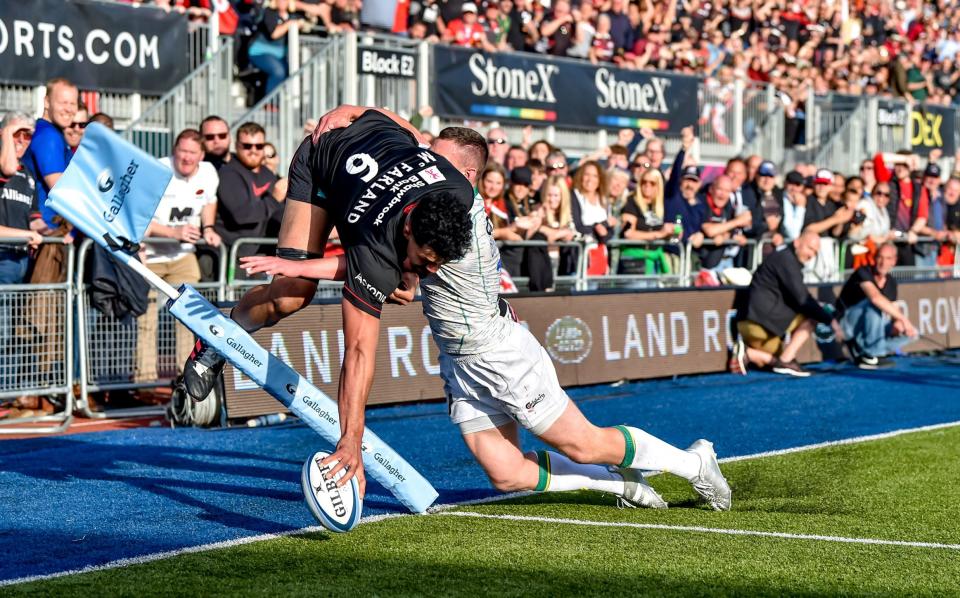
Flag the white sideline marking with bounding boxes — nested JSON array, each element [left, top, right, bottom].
[[3, 420, 959, 587], [439, 511, 960, 551]]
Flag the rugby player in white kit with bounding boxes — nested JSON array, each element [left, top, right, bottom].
[[235, 107, 731, 510]]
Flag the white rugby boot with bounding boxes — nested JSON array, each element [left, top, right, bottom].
[[616, 468, 668, 509], [685, 439, 732, 511]]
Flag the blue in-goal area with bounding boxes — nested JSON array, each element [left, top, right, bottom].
[[1, 353, 959, 583]]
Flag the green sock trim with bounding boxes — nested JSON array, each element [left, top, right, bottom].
[[616, 425, 635, 468], [534, 450, 551, 492]]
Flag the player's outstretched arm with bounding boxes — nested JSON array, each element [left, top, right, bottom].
[[322, 299, 380, 498], [239, 255, 347, 280]]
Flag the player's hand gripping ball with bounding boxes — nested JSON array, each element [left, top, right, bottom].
[[301, 451, 362, 532]]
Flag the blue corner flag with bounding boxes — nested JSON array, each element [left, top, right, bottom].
[[45, 124, 439, 514]]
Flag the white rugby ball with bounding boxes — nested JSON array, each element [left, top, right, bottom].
[[301, 451, 362, 533]]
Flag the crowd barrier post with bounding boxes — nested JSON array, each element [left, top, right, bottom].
[[227, 238, 344, 302], [0, 237, 75, 434], [602, 238, 687, 289], [837, 235, 950, 282], [685, 238, 760, 285], [74, 238, 226, 419]]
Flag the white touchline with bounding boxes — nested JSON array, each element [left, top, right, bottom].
[[3, 420, 959, 587], [439, 511, 960, 551]]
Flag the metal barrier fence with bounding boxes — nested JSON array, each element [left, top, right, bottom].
[[226, 238, 345, 300], [599, 239, 688, 289], [73, 238, 227, 419], [0, 238, 75, 435], [496, 240, 585, 292], [122, 37, 235, 158]]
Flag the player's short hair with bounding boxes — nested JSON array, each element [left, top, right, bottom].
[[175, 128, 203, 148], [411, 192, 473, 263], [236, 121, 265, 140], [436, 127, 487, 172]]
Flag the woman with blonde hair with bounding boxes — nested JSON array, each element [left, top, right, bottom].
[[538, 174, 579, 276], [619, 167, 677, 275]]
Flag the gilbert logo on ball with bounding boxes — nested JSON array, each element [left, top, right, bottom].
[[301, 451, 362, 533]]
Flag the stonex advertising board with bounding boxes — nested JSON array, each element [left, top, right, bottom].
[[431, 46, 699, 134], [0, 0, 189, 94], [222, 281, 960, 418]]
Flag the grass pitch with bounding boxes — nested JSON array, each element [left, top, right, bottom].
[[7, 426, 960, 597]]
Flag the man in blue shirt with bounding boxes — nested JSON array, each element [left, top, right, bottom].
[[22, 78, 78, 234]]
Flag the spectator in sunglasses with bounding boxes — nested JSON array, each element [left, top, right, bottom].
[[199, 115, 231, 171], [213, 122, 282, 272], [63, 105, 88, 152], [486, 126, 510, 166]]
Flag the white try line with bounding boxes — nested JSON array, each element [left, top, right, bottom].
[[439, 511, 960, 551], [3, 419, 959, 587]]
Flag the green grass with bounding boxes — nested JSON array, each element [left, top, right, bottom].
[[6, 427, 960, 597]]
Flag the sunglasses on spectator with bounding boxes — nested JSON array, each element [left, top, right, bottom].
[[641, 179, 658, 186], [13, 128, 33, 141], [204, 132, 229, 141], [860, 164, 874, 171], [548, 162, 566, 171], [487, 137, 507, 145], [68, 121, 87, 129], [873, 190, 890, 196], [240, 142, 265, 151], [632, 161, 651, 169]]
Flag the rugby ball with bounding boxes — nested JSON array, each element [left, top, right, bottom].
[[301, 451, 362, 533]]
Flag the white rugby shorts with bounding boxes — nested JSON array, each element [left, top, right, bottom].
[[440, 322, 569, 436]]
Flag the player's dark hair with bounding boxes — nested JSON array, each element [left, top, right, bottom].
[[200, 115, 228, 130], [437, 127, 488, 172], [410, 192, 473, 263]]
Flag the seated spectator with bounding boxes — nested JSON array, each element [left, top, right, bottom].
[[213, 122, 282, 272], [200, 115, 231, 171], [136, 129, 220, 382], [699, 174, 751, 273], [64, 104, 88, 153], [248, 0, 303, 96], [731, 232, 843, 377], [837, 243, 917, 370], [445, 3, 494, 50], [619, 167, 676, 275]]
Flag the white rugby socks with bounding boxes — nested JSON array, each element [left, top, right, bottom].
[[533, 450, 625, 495], [616, 425, 701, 480]]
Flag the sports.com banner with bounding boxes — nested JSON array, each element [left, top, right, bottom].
[[432, 46, 699, 134], [223, 280, 960, 418], [877, 100, 957, 157], [0, 0, 189, 94]]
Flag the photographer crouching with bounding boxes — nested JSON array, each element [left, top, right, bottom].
[[837, 243, 918, 370]]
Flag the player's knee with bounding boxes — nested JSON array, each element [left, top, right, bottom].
[[559, 440, 600, 464], [487, 471, 528, 492]]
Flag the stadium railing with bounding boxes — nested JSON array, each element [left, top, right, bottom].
[[226, 238, 345, 301], [496, 239, 586, 292], [73, 237, 227, 419], [838, 236, 959, 283], [600, 239, 689, 289], [0, 238, 75, 435], [682, 238, 760, 285]]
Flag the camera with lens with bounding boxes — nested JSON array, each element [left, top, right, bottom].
[[851, 210, 867, 225]]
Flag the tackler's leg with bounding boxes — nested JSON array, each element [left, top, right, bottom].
[[183, 200, 333, 401]]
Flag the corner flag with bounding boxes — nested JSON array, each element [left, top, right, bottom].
[[46, 124, 439, 514]]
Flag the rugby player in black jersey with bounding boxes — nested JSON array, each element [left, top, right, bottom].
[[183, 110, 474, 495]]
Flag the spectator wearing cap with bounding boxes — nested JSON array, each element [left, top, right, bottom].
[[917, 163, 946, 269], [665, 165, 705, 251], [445, 3, 494, 49], [486, 126, 510, 166], [873, 152, 929, 267], [753, 160, 786, 249], [802, 167, 853, 280], [22, 77, 78, 237], [780, 171, 808, 244], [0, 112, 42, 283]]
